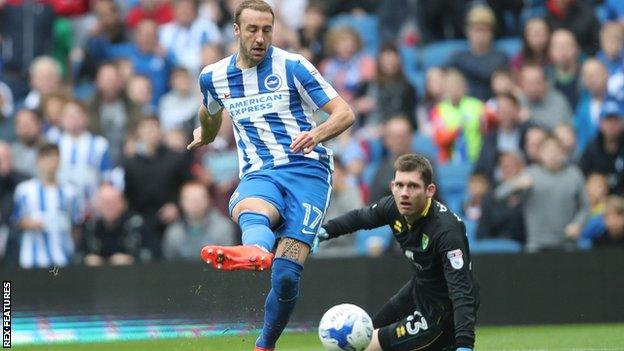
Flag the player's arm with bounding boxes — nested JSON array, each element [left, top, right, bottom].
[[437, 226, 478, 350], [290, 96, 354, 154], [289, 56, 355, 154], [187, 103, 223, 150], [321, 196, 395, 240]]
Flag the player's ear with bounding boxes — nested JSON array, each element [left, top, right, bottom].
[[389, 180, 395, 193], [426, 183, 436, 198], [233, 23, 240, 37]]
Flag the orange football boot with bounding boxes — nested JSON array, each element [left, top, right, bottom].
[[200, 245, 273, 271], [253, 347, 274, 351]]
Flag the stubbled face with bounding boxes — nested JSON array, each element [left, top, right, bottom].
[[234, 9, 274, 66], [391, 170, 435, 218]]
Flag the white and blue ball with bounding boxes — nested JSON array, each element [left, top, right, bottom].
[[318, 303, 374, 351]]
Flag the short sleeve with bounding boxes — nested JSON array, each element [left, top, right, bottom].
[[292, 56, 338, 110], [199, 69, 223, 114]]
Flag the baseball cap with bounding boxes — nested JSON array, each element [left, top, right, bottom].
[[600, 96, 624, 120]]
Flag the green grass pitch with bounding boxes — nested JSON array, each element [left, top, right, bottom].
[[13, 323, 624, 351]]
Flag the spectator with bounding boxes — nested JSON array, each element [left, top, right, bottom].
[[553, 122, 578, 162], [320, 26, 375, 105], [10, 109, 45, 178], [417, 67, 446, 137], [297, 2, 328, 65], [597, 22, 624, 74], [477, 151, 526, 243], [57, 99, 113, 203], [495, 134, 589, 252], [13, 144, 82, 268], [80, 0, 130, 80], [544, 0, 600, 55], [127, 74, 155, 115], [475, 93, 528, 182], [519, 64, 572, 129], [417, 0, 467, 43], [200, 43, 224, 67], [158, 67, 199, 133], [0, 142, 27, 263], [0, 0, 55, 100], [575, 59, 609, 153], [159, 0, 221, 75], [431, 68, 484, 164], [126, 0, 174, 29], [0, 80, 15, 119], [357, 44, 417, 129], [448, 5, 508, 101], [483, 69, 524, 132], [462, 172, 491, 223], [511, 17, 551, 76], [587, 173, 609, 216], [123, 117, 191, 259], [108, 19, 173, 105], [592, 195, 624, 247], [41, 93, 69, 144], [162, 181, 235, 261], [368, 116, 415, 202], [547, 29, 582, 108], [579, 98, 624, 194], [164, 128, 189, 153], [87, 63, 144, 165], [24, 56, 63, 110], [521, 124, 548, 164], [83, 184, 143, 266], [316, 157, 363, 258]]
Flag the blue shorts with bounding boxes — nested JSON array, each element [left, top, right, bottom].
[[228, 161, 332, 247]]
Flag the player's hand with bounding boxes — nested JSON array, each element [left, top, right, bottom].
[[290, 131, 319, 154], [187, 127, 210, 150], [311, 227, 329, 254], [564, 223, 581, 240]]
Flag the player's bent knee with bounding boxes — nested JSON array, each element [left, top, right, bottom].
[[233, 198, 280, 225], [271, 258, 303, 301]]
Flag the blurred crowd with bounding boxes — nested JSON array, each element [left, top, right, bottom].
[[1, 0, 623, 269]]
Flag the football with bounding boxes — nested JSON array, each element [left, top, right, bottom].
[[318, 303, 374, 351]]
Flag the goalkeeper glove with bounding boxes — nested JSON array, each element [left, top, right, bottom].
[[311, 227, 329, 253]]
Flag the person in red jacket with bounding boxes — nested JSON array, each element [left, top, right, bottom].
[[126, 0, 174, 29]]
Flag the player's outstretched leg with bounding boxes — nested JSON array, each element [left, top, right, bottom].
[[255, 238, 307, 350], [201, 212, 275, 271]]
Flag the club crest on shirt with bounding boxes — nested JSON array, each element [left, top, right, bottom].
[[446, 249, 464, 269], [421, 234, 429, 250], [264, 74, 282, 91]]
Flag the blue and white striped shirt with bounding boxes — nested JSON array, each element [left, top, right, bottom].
[[13, 179, 82, 269], [57, 132, 113, 201], [199, 46, 338, 177]]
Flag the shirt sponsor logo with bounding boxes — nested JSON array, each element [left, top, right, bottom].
[[226, 93, 284, 118], [447, 249, 464, 269]]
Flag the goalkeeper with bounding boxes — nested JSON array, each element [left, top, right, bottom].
[[317, 154, 479, 351]]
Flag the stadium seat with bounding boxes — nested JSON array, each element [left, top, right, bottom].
[[421, 40, 468, 71], [411, 134, 437, 161], [355, 226, 394, 256], [328, 14, 380, 55], [437, 162, 473, 214], [469, 238, 523, 254], [494, 37, 522, 59]]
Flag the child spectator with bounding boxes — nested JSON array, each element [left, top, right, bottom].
[[463, 172, 491, 223], [431, 69, 484, 164], [593, 195, 624, 247], [553, 122, 578, 162], [13, 144, 82, 268]]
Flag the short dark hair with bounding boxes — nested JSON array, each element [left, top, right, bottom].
[[235, 0, 274, 25], [393, 154, 433, 185], [37, 143, 59, 158]]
